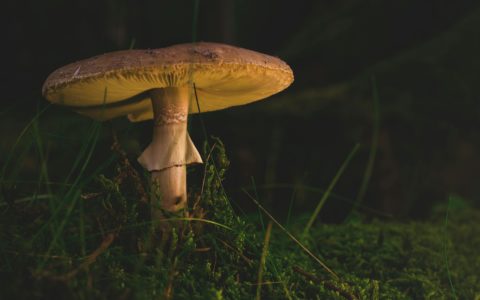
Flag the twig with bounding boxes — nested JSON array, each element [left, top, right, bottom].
[[80, 192, 103, 200], [218, 239, 253, 266], [35, 232, 117, 282], [193, 247, 211, 252], [163, 257, 178, 299]]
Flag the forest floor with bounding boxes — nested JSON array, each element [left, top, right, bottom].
[[1, 137, 479, 299]]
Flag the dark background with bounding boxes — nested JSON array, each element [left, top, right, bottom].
[[2, 0, 480, 221]]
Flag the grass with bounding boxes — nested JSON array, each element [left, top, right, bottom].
[[350, 76, 380, 216], [256, 221, 272, 300], [0, 41, 478, 298], [303, 143, 360, 236], [1, 77, 479, 298], [443, 195, 458, 300], [1, 113, 479, 299]]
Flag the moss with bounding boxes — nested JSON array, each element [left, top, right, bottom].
[[1, 138, 479, 299]]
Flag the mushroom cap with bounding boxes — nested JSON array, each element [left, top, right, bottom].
[[42, 42, 294, 122]]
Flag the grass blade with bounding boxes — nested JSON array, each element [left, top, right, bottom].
[[251, 176, 265, 231], [191, 0, 200, 43], [444, 195, 457, 299], [0, 104, 50, 181], [256, 221, 273, 300], [303, 143, 360, 235], [243, 189, 339, 280], [351, 76, 380, 212]]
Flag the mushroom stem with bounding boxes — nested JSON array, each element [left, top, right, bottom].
[[151, 166, 187, 217], [138, 86, 202, 223]]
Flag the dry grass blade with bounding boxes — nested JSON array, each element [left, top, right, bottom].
[[242, 189, 339, 280], [219, 239, 253, 266], [256, 221, 273, 300]]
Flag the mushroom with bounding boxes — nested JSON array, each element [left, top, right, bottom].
[[42, 42, 293, 225]]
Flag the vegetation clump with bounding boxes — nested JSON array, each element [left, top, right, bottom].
[[1, 136, 479, 299]]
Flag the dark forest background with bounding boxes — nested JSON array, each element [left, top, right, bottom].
[[2, 0, 480, 221]]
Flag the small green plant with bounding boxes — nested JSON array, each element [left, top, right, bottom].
[[1, 125, 479, 299]]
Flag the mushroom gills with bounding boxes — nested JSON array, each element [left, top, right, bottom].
[[138, 86, 202, 214]]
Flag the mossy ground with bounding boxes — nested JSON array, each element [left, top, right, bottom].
[[1, 137, 479, 300]]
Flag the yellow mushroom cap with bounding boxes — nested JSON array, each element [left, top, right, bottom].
[[42, 42, 294, 122]]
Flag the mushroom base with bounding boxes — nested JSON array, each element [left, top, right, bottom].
[[151, 165, 187, 219]]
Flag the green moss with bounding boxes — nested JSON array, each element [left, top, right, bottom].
[[1, 138, 479, 299]]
